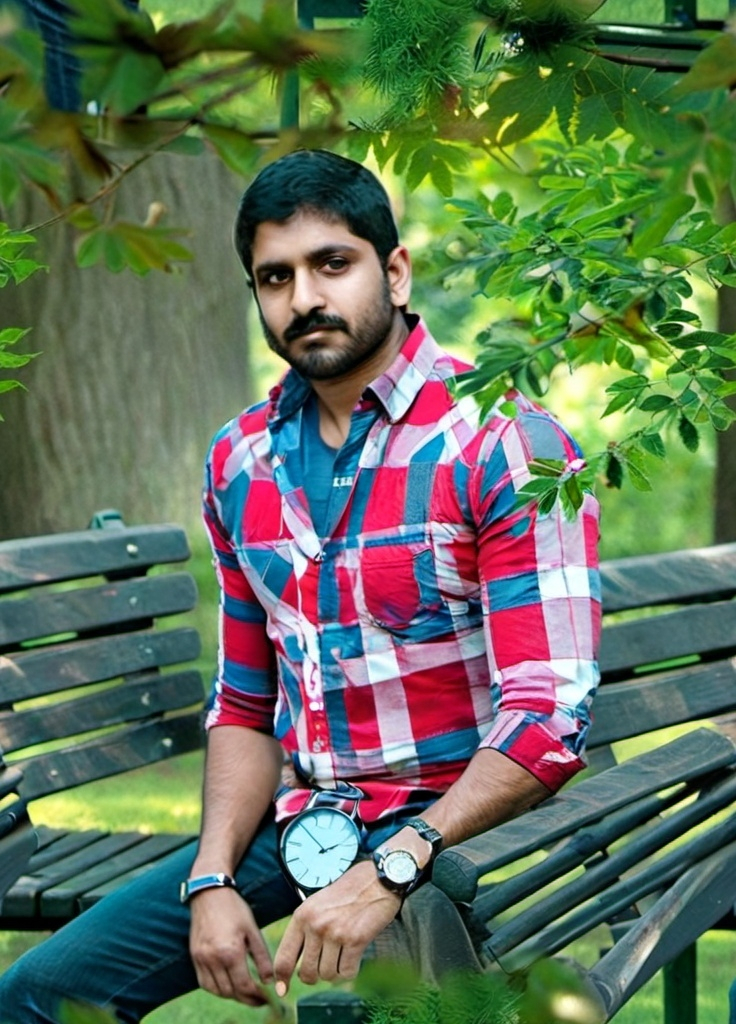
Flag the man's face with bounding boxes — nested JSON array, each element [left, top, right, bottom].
[[251, 210, 408, 381]]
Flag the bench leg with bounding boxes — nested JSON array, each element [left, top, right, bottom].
[[663, 943, 697, 1024], [296, 991, 367, 1023]]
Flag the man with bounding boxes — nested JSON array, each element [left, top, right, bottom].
[[0, 149, 601, 1021]]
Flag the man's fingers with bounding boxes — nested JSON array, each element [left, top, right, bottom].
[[273, 916, 304, 997], [247, 925, 276, 985]]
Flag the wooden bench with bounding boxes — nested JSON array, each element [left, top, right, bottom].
[[3, 518, 736, 1021], [298, 542, 736, 1024], [0, 512, 206, 930]]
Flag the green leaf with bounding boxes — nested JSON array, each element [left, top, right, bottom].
[[626, 459, 653, 491], [538, 174, 586, 191], [605, 450, 623, 488], [640, 432, 666, 458], [602, 391, 635, 417], [673, 34, 736, 95], [639, 394, 674, 411], [202, 124, 259, 177], [429, 157, 453, 197], [631, 194, 695, 258], [405, 145, 433, 192], [678, 415, 700, 452], [691, 170, 715, 208]]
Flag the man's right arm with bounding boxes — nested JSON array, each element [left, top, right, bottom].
[[194, 451, 283, 1004], [188, 724, 283, 1006]]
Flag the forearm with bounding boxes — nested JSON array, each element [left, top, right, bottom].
[[191, 724, 283, 876], [395, 748, 549, 861]]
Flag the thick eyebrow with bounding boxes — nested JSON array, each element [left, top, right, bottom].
[[254, 243, 361, 279]]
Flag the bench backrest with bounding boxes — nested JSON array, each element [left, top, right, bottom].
[[0, 520, 206, 803], [589, 542, 736, 762]]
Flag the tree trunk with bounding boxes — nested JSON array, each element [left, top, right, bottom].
[[0, 151, 254, 540], [714, 278, 736, 543], [715, 191, 736, 544]]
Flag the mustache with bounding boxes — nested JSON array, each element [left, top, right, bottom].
[[284, 313, 349, 343]]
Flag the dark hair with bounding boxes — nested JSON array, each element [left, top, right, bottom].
[[234, 150, 400, 281]]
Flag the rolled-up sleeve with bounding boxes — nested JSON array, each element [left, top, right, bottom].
[[473, 409, 602, 793]]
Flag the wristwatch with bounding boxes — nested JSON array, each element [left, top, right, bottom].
[[279, 783, 363, 900], [372, 817, 444, 898], [179, 872, 238, 903]]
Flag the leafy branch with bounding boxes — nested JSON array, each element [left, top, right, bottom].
[[443, 139, 736, 510]]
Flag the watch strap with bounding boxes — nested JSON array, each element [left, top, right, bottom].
[[405, 817, 443, 861], [179, 872, 238, 904]]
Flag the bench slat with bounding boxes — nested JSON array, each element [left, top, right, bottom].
[[16, 713, 205, 801], [480, 771, 736, 957], [432, 729, 736, 903], [40, 833, 195, 918], [600, 543, 736, 612], [589, 839, 736, 1018], [589, 659, 736, 748], [4, 832, 148, 918], [599, 600, 736, 677], [494, 809, 736, 972], [0, 573, 198, 648], [0, 628, 201, 703], [0, 670, 204, 753], [0, 525, 190, 594]]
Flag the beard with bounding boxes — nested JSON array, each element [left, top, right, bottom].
[[258, 279, 396, 381]]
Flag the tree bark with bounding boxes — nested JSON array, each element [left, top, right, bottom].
[[0, 151, 254, 540], [714, 280, 736, 543], [715, 191, 736, 544]]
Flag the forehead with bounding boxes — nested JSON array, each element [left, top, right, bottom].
[[251, 210, 376, 266]]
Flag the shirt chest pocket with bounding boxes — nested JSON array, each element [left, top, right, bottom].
[[358, 539, 451, 640]]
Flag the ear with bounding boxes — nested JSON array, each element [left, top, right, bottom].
[[385, 245, 412, 308]]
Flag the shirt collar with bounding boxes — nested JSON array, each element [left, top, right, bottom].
[[266, 315, 447, 426]]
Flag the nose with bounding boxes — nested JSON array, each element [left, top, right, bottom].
[[291, 269, 325, 317]]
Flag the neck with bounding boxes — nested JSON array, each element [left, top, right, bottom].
[[310, 310, 409, 447]]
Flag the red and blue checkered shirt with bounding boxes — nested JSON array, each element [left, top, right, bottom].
[[203, 317, 601, 823]]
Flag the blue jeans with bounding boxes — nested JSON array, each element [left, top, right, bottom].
[[730, 977, 736, 1024], [0, 813, 407, 1023]]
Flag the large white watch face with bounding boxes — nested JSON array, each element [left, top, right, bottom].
[[280, 807, 360, 892]]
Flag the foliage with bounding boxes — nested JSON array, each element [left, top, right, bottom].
[[0, 223, 43, 414], [357, 963, 520, 1024], [356, 959, 605, 1024], [440, 139, 736, 508], [2, 0, 736, 506]]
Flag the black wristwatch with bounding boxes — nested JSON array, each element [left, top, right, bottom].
[[372, 817, 444, 898]]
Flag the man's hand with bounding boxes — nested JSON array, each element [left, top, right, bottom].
[[273, 859, 401, 996], [189, 887, 275, 1006]]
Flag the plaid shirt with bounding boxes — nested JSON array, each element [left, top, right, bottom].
[[203, 316, 601, 824]]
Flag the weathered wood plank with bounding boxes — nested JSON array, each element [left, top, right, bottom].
[[42, 833, 196, 917], [432, 729, 736, 903], [16, 713, 205, 801], [0, 812, 36, 902], [78, 833, 196, 910], [0, 525, 190, 594], [0, 628, 201, 703], [0, 670, 205, 753], [589, 661, 736, 748], [600, 543, 736, 613], [599, 601, 736, 676], [590, 841, 736, 1018], [492, 809, 736, 972], [0, 573, 198, 648], [479, 772, 736, 959], [4, 833, 147, 918]]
